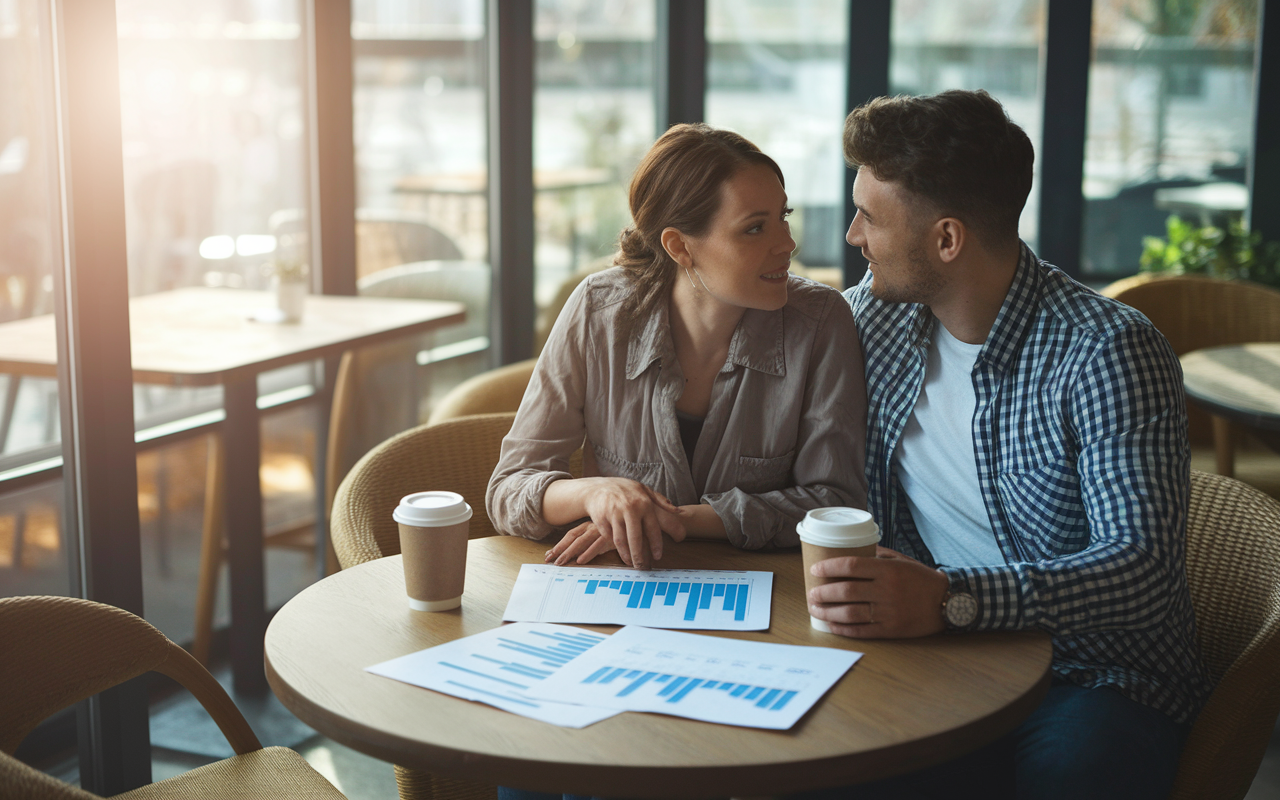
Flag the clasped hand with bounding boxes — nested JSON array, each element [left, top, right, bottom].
[[544, 477, 686, 569]]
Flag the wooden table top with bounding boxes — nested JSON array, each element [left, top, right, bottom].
[[1181, 343, 1280, 430], [265, 536, 1051, 797], [0, 287, 465, 385]]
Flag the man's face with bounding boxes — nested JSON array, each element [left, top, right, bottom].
[[846, 169, 942, 305]]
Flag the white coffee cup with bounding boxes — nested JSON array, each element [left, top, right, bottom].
[[393, 491, 473, 611], [797, 508, 880, 633]]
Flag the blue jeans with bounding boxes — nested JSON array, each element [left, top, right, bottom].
[[500, 679, 1189, 800], [793, 678, 1190, 800]]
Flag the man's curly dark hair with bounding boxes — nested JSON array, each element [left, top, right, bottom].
[[843, 89, 1034, 244]]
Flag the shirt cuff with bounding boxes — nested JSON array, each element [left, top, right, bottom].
[[939, 564, 1026, 631]]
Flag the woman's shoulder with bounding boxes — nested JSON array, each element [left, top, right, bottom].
[[576, 265, 632, 312], [783, 273, 850, 323]]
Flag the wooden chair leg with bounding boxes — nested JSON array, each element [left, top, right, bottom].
[[192, 433, 225, 666], [1211, 415, 1235, 478]]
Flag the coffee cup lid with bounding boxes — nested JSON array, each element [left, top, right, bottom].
[[796, 507, 879, 548], [393, 491, 473, 527]]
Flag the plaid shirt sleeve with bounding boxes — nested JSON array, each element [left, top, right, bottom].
[[942, 321, 1191, 635]]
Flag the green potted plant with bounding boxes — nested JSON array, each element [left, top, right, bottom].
[[1140, 215, 1280, 289]]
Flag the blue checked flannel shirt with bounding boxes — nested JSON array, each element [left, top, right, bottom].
[[846, 244, 1213, 724]]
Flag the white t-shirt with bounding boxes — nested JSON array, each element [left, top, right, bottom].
[[892, 320, 1005, 567]]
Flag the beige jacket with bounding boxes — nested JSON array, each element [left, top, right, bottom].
[[486, 267, 868, 550]]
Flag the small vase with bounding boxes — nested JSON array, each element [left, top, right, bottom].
[[275, 278, 306, 323]]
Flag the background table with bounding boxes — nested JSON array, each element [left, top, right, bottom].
[[1181, 343, 1280, 476], [266, 536, 1051, 797], [1181, 343, 1280, 431], [0, 287, 464, 692]]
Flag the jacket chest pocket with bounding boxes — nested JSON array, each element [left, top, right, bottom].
[[592, 443, 662, 488], [995, 457, 1088, 558], [736, 451, 794, 495]]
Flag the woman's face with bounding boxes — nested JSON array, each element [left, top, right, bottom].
[[680, 163, 795, 313]]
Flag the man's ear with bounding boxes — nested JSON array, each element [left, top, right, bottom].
[[661, 227, 694, 268], [935, 218, 966, 264]]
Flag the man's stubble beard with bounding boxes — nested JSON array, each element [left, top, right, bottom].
[[868, 243, 943, 306]]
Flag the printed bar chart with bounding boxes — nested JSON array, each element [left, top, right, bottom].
[[583, 665, 800, 711], [503, 565, 772, 630], [528, 626, 862, 730], [581, 578, 751, 622], [366, 623, 621, 729]]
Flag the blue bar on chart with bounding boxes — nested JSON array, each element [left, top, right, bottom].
[[576, 578, 750, 622], [586, 665, 801, 712]]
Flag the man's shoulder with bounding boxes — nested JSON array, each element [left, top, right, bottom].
[[1032, 262, 1169, 355]]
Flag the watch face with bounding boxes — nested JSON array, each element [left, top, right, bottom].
[[945, 593, 978, 628]]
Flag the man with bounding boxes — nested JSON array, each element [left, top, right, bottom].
[[807, 90, 1212, 799]]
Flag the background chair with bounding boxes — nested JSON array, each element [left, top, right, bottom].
[[1172, 470, 1280, 799], [0, 595, 345, 800], [426, 359, 536, 425], [1101, 274, 1280, 475]]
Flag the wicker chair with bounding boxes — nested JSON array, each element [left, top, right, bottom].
[[425, 359, 536, 425], [0, 595, 345, 800], [329, 413, 518, 800], [1100, 274, 1280, 474], [1172, 470, 1280, 799]]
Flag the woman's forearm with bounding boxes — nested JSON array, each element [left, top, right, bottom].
[[541, 478, 595, 526], [678, 503, 727, 540]]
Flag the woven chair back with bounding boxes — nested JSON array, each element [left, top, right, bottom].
[[426, 359, 536, 425], [1173, 470, 1280, 799], [330, 413, 517, 568], [0, 596, 171, 755], [1101, 274, 1280, 444]]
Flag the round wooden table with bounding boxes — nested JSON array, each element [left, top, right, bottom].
[[266, 536, 1051, 797], [1181, 343, 1280, 431]]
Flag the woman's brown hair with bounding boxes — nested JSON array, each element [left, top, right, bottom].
[[616, 123, 783, 322]]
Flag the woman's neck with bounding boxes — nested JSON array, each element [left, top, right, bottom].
[[668, 275, 745, 417], [669, 274, 745, 365]]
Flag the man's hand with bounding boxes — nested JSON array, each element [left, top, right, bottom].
[[807, 546, 950, 638]]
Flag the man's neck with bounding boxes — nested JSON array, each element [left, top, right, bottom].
[[930, 242, 1021, 346]]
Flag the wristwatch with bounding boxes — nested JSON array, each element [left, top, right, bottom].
[[941, 575, 978, 630]]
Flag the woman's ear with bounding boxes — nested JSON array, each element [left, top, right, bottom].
[[935, 217, 966, 264], [661, 227, 693, 268]]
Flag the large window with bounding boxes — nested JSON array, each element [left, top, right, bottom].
[[0, 0, 68, 602], [534, 0, 656, 321], [706, 0, 848, 281], [353, 0, 490, 412], [889, 0, 1047, 250], [1081, 0, 1258, 277], [115, 0, 318, 643]]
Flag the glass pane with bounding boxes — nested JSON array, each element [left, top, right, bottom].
[[534, 0, 656, 318], [352, 0, 491, 415], [1082, 0, 1257, 278], [0, 1, 70, 601], [0, 0, 75, 778], [890, 0, 1047, 250], [115, 0, 318, 648], [706, 0, 848, 286]]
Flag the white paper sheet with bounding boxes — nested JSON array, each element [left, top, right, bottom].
[[365, 622, 621, 728], [502, 564, 773, 630], [526, 626, 862, 730]]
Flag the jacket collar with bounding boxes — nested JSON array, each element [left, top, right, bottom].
[[626, 297, 786, 380]]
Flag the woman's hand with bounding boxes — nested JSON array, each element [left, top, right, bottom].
[[545, 520, 618, 565], [542, 477, 686, 568]]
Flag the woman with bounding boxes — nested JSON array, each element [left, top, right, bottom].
[[486, 123, 866, 569]]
